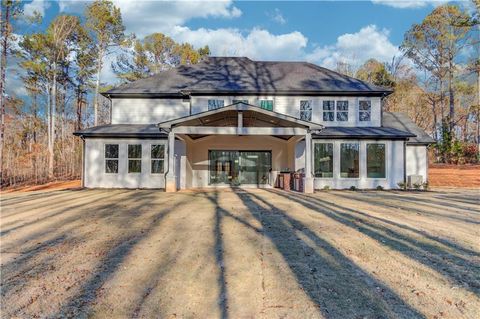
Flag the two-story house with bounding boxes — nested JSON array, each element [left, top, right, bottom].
[[74, 57, 434, 192]]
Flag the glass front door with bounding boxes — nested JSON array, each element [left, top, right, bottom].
[[209, 150, 272, 185]]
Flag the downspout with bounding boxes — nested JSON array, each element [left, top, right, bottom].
[[81, 136, 85, 188], [403, 139, 407, 186], [159, 127, 171, 185]]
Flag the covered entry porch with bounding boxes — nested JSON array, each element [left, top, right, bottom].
[[158, 102, 323, 193]]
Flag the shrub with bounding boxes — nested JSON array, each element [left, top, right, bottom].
[[413, 183, 422, 190], [397, 182, 406, 190], [349, 186, 357, 191], [323, 185, 330, 190], [422, 181, 429, 191], [376, 185, 384, 191]]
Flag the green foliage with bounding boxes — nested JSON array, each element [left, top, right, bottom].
[[413, 183, 422, 190], [422, 182, 429, 191], [349, 186, 357, 191], [397, 182, 407, 190], [356, 59, 395, 88], [113, 32, 210, 82], [323, 185, 330, 190], [376, 185, 384, 191]]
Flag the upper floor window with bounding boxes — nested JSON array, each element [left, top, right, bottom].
[[323, 101, 335, 121], [151, 144, 165, 174], [208, 99, 224, 110], [336, 101, 348, 121], [233, 99, 248, 104], [300, 100, 312, 121], [128, 144, 142, 173], [259, 99, 273, 111], [105, 144, 119, 174], [359, 100, 371, 121]]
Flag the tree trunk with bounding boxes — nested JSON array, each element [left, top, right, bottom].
[[448, 64, 455, 136], [49, 62, 57, 179], [0, 3, 10, 184], [93, 48, 104, 126]]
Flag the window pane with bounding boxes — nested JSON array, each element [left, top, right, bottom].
[[105, 144, 119, 158], [260, 100, 273, 111], [336, 101, 348, 121], [340, 143, 359, 178], [105, 160, 118, 173], [151, 159, 164, 174], [151, 144, 164, 159], [233, 99, 248, 104], [128, 159, 141, 173], [367, 144, 386, 178], [300, 110, 312, 121], [359, 100, 371, 121], [323, 100, 334, 110], [337, 111, 348, 121], [128, 144, 142, 158], [323, 111, 334, 121], [208, 99, 224, 110], [336, 101, 348, 110], [314, 143, 333, 178]]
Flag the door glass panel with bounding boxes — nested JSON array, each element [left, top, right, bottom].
[[209, 150, 271, 185]]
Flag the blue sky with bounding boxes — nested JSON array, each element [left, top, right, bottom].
[[9, 0, 472, 96]]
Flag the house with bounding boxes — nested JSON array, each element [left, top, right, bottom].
[[73, 57, 434, 192]]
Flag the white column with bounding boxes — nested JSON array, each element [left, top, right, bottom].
[[303, 131, 314, 193], [165, 131, 177, 192]]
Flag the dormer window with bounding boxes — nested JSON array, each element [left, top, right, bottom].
[[300, 100, 312, 121], [359, 100, 371, 121], [208, 99, 224, 110], [323, 101, 334, 121], [336, 101, 348, 121], [259, 99, 274, 111]]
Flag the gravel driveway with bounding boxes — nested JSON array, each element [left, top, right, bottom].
[[1, 188, 479, 318]]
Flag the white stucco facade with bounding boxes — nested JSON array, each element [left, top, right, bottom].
[[406, 144, 429, 183]]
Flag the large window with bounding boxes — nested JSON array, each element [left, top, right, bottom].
[[336, 101, 348, 121], [340, 143, 359, 178], [259, 99, 273, 111], [367, 143, 386, 178], [314, 143, 333, 178], [323, 101, 335, 121], [300, 100, 312, 121], [105, 144, 119, 174], [151, 144, 165, 174], [208, 99, 224, 110], [359, 100, 371, 121], [128, 144, 142, 173]]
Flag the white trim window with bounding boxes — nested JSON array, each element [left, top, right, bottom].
[[208, 99, 224, 110], [259, 99, 274, 111], [105, 144, 119, 174], [336, 101, 348, 121], [367, 143, 386, 178], [323, 101, 335, 121], [300, 100, 312, 121], [128, 144, 142, 173], [359, 100, 371, 121], [314, 143, 333, 178], [340, 143, 359, 178], [151, 144, 165, 174]]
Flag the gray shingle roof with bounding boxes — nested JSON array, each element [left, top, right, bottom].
[[313, 112, 435, 144], [382, 112, 435, 144], [73, 124, 166, 138], [105, 57, 392, 96]]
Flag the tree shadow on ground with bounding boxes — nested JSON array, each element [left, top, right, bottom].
[[232, 190, 425, 319], [268, 190, 480, 297]]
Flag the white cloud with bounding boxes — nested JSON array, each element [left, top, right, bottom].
[[267, 8, 286, 25], [58, 0, 87, 13], [170, 27, 307, 60], [23, 0, 51, 17], [371, 0, 447, 9], [306, 25, 400, 69]]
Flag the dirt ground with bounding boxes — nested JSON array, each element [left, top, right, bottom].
[[1, 188, 479, 318], [429, 164, 480, 188]]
